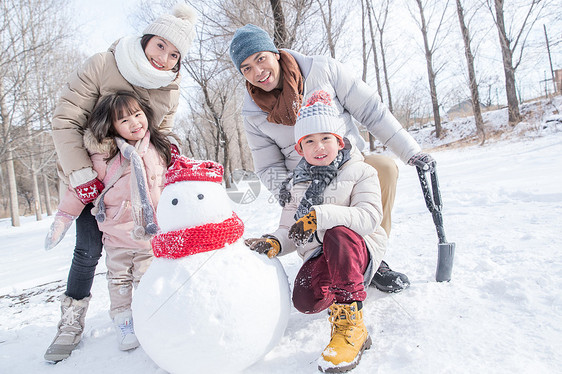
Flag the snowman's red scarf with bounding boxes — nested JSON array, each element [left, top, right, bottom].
[[151, 213, 244, 259]]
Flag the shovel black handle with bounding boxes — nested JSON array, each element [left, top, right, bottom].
[[416, 165, 456, 282]]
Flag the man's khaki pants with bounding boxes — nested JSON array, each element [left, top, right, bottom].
[[362, 154, 399, 236]]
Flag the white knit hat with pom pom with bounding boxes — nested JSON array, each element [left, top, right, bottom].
[[294, 90, 345, 145], [143, 3, 198, 57]]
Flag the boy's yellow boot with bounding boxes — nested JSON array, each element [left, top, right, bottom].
[[318, 301, 372, 373]]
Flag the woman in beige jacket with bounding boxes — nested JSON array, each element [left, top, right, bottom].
[[44, 4, 197, 362]]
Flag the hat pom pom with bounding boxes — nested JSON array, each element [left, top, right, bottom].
[[173, 3, 197, 24], [132, 226, 146, 240], [95, 211, 106, 223], [305, 90, 332, 107], [146, 222, 159, 236]]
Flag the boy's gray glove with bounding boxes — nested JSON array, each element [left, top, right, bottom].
[[45, 211, 77, 251]]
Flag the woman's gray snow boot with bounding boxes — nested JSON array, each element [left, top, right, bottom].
[[44, 294, 91, 362]]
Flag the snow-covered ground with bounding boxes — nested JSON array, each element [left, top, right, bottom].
[[1, 96, 561, 373]]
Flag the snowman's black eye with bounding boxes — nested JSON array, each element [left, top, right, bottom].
[[172, 198, 178, 205], [197, 194, 204, 200]]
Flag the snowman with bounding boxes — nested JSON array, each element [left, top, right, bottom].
[[132, 157, 291, 374]]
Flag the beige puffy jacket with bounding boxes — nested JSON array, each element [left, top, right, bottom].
[[270, 147, 387, 285], [51, 40, 180, 185]]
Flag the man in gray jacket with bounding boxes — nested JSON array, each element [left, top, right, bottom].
[[229, 24, 435, 293]]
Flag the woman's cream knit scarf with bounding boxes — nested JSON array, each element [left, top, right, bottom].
[[114, 36, 177, 89]]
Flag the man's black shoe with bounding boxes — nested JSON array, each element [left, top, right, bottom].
[[371, 260, 410, 293]]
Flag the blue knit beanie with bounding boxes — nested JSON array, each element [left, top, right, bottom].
[[229, 24, 279, 72]]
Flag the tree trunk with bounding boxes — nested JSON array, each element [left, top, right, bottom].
[[366, 0, 383, 100], [223, 147, 230, 188], [316, 0, 337, 58], [6, 152, 20, 226], [25, 126, 42, 221], [371, 0, 393, 113], [269, 0, 289, 48], [415, 0, 442, 138], [360, 0, 375, 152], [0, 163, 6, 212], [236, 122, 249, 170], [43, 173, 53, 216], [32, 169, 42, 220], [456, 0, 486, 144], [493, 0, 520, 124], [361, 0, 368, 83], [379, 31, 393, 114], [0, 77, 20, 226]]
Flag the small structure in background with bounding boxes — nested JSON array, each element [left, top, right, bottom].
[[554, 69, 562, 93]]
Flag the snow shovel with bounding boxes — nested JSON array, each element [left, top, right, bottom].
[[416, 165, 456, 282]]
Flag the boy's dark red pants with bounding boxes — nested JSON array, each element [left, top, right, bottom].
[[292, 226, 369, 314]]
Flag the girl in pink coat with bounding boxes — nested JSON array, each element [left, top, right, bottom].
[[46, 91, 170, 352]]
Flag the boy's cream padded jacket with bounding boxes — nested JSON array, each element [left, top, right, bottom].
[[270, 147, 387, 286]]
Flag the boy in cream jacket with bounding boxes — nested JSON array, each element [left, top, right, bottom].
[[245, 90, 388, 373]]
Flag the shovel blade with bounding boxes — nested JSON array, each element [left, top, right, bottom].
[[436, 242, 456, 282]]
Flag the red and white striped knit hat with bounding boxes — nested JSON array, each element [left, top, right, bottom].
[[165, 156, 224, 186]]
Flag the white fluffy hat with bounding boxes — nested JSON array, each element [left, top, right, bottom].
[[294, 90, 345, 144], [143, 3, 198, 58]]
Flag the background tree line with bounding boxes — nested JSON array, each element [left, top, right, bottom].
[[1, 0, 560, 225]]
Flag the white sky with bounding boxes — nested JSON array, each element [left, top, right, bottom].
[[73, 0, 140, 55]]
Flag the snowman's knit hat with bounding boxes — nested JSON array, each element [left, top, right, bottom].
[[165, 156, 224, 186]]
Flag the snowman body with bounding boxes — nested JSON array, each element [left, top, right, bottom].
[[132, 168, 291, 374]]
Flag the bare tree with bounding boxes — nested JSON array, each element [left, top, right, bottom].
[[360, 0, 377, 151], [0, 0, 21, 225], [0, 82, 19, 225], [411, 0, 452, 138], [370, 0, 394, 113], [315, 0, 337, 57], [360, 0, 369, 82], [0, 0, 76, 224], [455, 0, 486, 144], [181, 30, 238, 182], [270, 0, 289, 48], [364, 1, 383, 99], [486, 0, 548, 124]]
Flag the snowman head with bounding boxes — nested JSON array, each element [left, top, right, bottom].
[[157, 157, 233, 233]]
